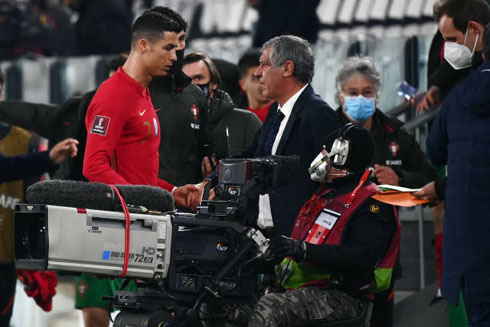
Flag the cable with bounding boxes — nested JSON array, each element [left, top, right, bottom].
[[109, 184, 131, 278]]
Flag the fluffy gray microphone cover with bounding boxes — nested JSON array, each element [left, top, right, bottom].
[[26, 180, 175, 212]]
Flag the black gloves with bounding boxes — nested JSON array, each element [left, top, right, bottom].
[[268, 235, 306, 262]]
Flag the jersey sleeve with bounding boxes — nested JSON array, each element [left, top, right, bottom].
[[82, 92, 129, 184], [156, 178, 175, 192]]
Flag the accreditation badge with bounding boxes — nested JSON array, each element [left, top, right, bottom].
[[304, 209, 341, 245]]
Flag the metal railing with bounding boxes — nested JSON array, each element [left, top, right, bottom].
[[386, 99, 441, 290]]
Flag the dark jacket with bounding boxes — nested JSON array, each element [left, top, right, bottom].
[[337, 108, 438, 189], [427, 60, 490, 308], [208, 89, 262, 159], [0, 151, 55, 183], [149, 72, 211, 185], [0, 97, 83, 179], [302, 178, 397, 293], [240, 84, 340, 236]]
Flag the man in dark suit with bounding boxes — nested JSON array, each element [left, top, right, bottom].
[[240, 35, 340, 237]]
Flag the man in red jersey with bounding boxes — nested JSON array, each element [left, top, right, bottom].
[[80, 12, 201, 327], [83, 12, 200, 205]]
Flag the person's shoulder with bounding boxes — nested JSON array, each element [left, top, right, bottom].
[[181, 82, 207, 100], [358, 196, 396, 221], [9, 125, 31, 140], [300, 87, 335, 112], [373, 110, 403, 133], [231, 107, 257, 117], [93, 75, 134, 105]]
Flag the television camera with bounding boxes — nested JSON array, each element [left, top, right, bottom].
[[14, 156, 298, 326]]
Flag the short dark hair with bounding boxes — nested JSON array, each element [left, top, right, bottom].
[[434, 0, 490, 33], [183, 52, 222, 87], [0, 69, 4, 87], [147, 6, 187, 32], [483, 23, 490, 58], [108, 53, 128, 72], [130, 11, 180, 47], [238, 49, 261, 78]]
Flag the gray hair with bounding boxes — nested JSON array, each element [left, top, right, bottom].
[[263, 35, 315, 84], [335, 56, 381, 104]]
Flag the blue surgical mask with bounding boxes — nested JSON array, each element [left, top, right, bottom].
[[343, 95, 375, 122]]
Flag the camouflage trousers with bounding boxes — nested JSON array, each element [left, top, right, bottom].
[[200, 287, 362, 327]]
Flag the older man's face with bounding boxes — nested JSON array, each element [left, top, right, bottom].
[[255, 47, 284, 100]]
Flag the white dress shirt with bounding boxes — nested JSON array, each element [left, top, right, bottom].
[[257, 84, 308, 229]]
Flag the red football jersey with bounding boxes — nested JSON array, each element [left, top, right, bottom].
[[83, 68, 173, 191]]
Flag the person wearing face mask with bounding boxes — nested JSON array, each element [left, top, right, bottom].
[[182, 52, 262, 175], [420, 23, 490, 327], [335, 56, 438, 190], [146, 7, 212, 187], [203, 124, 398, 327], [334, 56, 438, 327], [417, 0, 490, 112]]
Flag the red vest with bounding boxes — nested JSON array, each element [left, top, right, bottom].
[[282, 177, 400, 292]]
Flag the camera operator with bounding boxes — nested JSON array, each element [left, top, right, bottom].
[[203, 124, 399, 326]]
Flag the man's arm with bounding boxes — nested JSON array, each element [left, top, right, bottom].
[[426, 97, 450, 165], [0, 101, 59, 138], [269, 198, 397, 275], [0, 138, 78, 183], [304, 199, 397, 272], [82, 97, 129, 184]]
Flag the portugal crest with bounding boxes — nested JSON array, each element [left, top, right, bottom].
[[389, 141, 399, 157]]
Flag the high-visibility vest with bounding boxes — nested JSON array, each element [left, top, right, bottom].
[[0, 126, 31, 263], [278, 177, 400, 293]]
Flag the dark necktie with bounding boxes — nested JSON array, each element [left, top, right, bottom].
[[263, 109, 284, 156]]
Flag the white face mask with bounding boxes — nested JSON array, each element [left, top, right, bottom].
[[444, 28, 479, 70]]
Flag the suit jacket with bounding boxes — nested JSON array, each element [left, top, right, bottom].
[[240, 84, 340, 236]]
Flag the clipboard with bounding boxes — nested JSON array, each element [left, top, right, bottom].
[[373, 185, 429, 207]]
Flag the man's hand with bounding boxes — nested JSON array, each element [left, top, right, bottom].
[[412, 181, 440, 204], [201, 156, 217, 178], [416, 86, 440, 112], [196, 179, 215, 201], [268, 236, 306, 262], [374, 164, 400, 186], [173, 184, 202, 210], [49, 138, 79, 164]]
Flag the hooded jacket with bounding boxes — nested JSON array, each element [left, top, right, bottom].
[[427, 60, 490, 308], [208, 89, 262, 159], [149, 71, 211, 186]]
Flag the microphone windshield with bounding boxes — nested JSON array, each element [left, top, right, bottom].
[[26, 180, 174, 213]]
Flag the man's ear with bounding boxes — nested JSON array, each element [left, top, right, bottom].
[[483, 52, 487, 62], [137, 39, 150, 53], [238, 78, 246, 91], [282, 61, 294, 78], [469, 20, 484, 36]]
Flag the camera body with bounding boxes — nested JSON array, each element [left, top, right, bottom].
[[14, 156, 297, 326]]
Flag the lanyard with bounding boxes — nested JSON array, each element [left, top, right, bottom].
[[345, 169, 372, 208]]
